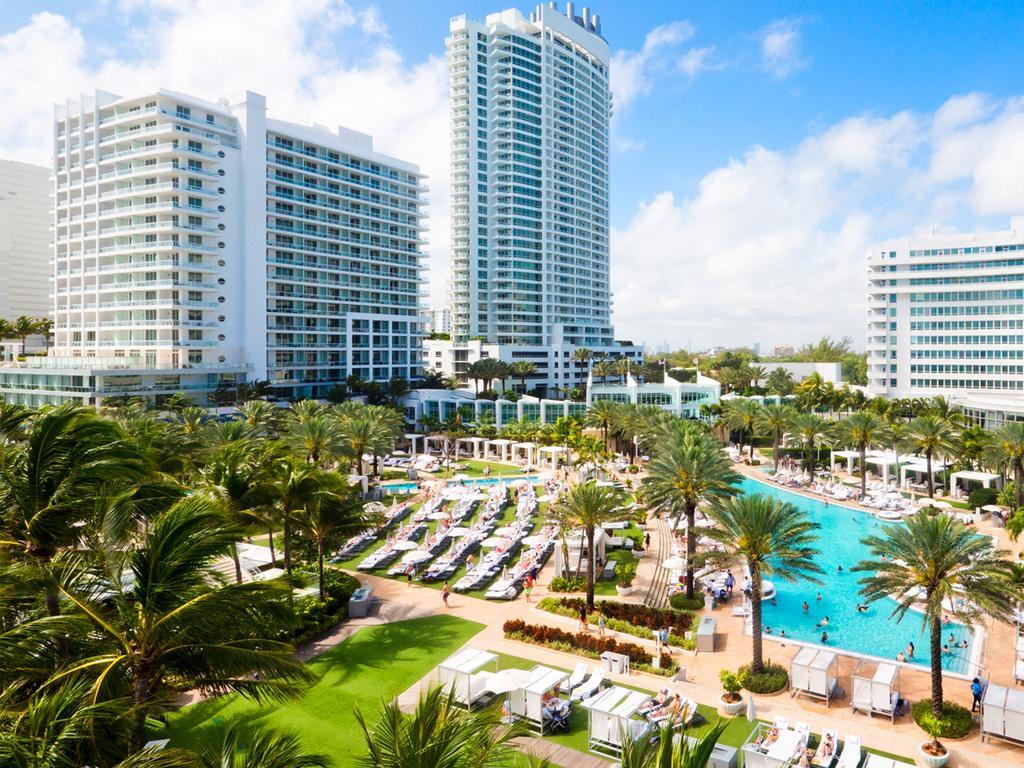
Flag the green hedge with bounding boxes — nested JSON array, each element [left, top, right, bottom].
[[912, 699, 973, 739], [669, 594, 706, 611], [537, 597, 695, 650], [280, 568, 361, 643], [549, 576, 584, 593], [738, 662, 788, 694]]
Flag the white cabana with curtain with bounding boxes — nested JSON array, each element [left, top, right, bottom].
[[790, 647, 839, 706], [512, 441, 537, 467], [900, 459, 951, 490], [851, 658, 900, 722], [456, 436, 486, 458], [403, 433, 423, 455], [950, 470, 1002, 499], [507, 665, 569, 734], [864, 453, 902, 487], [829, 449, 860, 474], [538, 445, 567, 469], [485, 438, 513, 461], [437, 647, 498, 708]]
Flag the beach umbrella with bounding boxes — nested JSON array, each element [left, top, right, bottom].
[[428, 511, 450, 520], [982, 504, 1003, 513], [493, 526, 517, 537], [521, 535, 547, 546], [538, 494, 555, 503], [392, 540, 419, 551], [481, 537, 509, 549], [402, 549, 433, 564], [445, 527, 471, 538], [484, 668, 533, 694], [662, 556, 686, 570], [931, 500, 953, 509]]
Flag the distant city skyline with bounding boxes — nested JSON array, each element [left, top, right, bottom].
[[2, 1, 1024, 350]]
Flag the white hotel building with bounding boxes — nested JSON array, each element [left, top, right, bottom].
[[439, 3, 641, 395], [0, 89, 426, 407], [0, 160, 51, 321], [867, 216, 1024, 422]]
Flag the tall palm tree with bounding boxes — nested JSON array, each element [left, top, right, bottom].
[[12, 316, 37, 352], [902, 415, 957, 499], [549, 481, 623, 609], [837, 411, 890, 499], [854, 511, 1022, 715], [704, 494, 822, 674], [336, 409, 399, 477], [271, 457, 325, 575], [237, 399, 283, 437], [756, 403, 797, 472], [641, 423, 739, 599], [2, 497, 309, 755], [591, 359, 613, 385], [199, 724, 331, 768], [572, 347, 593, 391], [355, 685, 523, 768], [788, 412, 833, 479], [614, 356, 631, 384], [721, 398, 761, 460], [586, 400, 621, 452], [287, 413, 343, 467], [508, 360, 537, 394], [984, 422, 1024, 513], [0, 404, 146, 615], [34, 318, 53, 352]]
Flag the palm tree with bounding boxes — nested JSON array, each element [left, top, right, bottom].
[[902, 415, 957, 499], [12, 316, 37, 352], [704, 494, 822, 674], [549, 481, 623, 609], [614, 356, 631, 384], [270, 457, 323, 575], [591, 359, 614, 385], [0, 404, 145, 615], [765, 367, 795, 396], [34, 318, 53, 351], [199, 724, 331, 768], [336, 408, 400, 476], [585, 400, 620, 452], [287, 413, 343, 467], [721, 398, 761, 460], [788, 412, 833, 479], [756, 403, 797, 472], [356, 685, 523, 768], [854, 511, 1022, 715], [837, 411, 890, 499], [237, 399, 283, 437], [618, 720, 730, 768], [2, 497, 310, 754], [984, 422, 1024, 514], [572, 347, 593, 391], [508, 360, 537, 394], [641, 423, 739, 599], [748, 364, 767, 389]]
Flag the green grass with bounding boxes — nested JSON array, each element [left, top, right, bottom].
[[593, 550, 636, 596], [151, 615, 485, 766], [433, 459, 527, 478]]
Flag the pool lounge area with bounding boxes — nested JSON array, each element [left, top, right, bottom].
[[738, 475, 983, 676], [383, 474, 544, 494]]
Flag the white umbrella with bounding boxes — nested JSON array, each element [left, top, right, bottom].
[[402, 549, 433, 564], [982, 504, 1003, 513], [428, 511, 450, 520], [538, 494, 555, 503], [445, 527, 471, 538], [392, 540, 420, 551], [746, 696, 756, 722], [493, 526, 516, 537], [662, 556, 686, 570], [931, 500, 953, 509], [481, 537, 510, 549], [484, 668, 532, 694], [521, 535, 547, 546]]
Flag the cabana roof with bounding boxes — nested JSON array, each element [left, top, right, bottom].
[[951, 470, 1001, 483], [488, 438, 514, 446], [539, 445, 567, 453], [513, 441, 537, 448]]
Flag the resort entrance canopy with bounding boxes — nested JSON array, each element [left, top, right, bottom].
[[950, 470, 1002, 498]]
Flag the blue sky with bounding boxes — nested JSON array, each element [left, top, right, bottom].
[[2, 1, 1024, 349]]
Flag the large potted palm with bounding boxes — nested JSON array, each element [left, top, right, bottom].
[[917, 712, 950, 768], [719, 669, 745, 716], [854, 511, 1023, 763]]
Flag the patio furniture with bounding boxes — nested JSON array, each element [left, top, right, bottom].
[[982, 682, 1024, 746], [835, 735, 861, 768], [566, 662, 589, 693], [571, 667, 605, 701], [791, 648, 839, 706], [437, 647, 498, 708], [851, 659, 900, 721], [506, 665, 569, 735], [347, 585, 374, 618]]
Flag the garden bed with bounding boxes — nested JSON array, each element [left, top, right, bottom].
[[536, 596, 695, 649], [503, 618, 677, 676]]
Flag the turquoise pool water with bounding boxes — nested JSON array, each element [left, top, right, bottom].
[[383, 475, 539, 494], [738, 476, 975, 673]]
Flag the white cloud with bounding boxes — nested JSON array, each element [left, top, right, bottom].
[[758, 19, 805, 79], [610, 20, 694, 111], [610, 95, 1024, 350], [677, 46, 717, 79], [0, 1, 452, 305]]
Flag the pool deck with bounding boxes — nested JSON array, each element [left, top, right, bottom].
[[340, 463, 1024, 767]]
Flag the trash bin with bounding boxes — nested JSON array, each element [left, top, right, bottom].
[[600, 651, 630, 675], [348, 586, 374, 618]]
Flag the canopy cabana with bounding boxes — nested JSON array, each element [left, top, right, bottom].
[[586, 686, 649, 757], [437, 647, 498, 708], [554, 527, 607, 578], [507, 665, 569, 734], [982, 683, 1024, 747], [485, 438, 514, 462], [899, 459, 951, 489], [950, 470, 1002, 499], [790, 647, 839, 706], [456, 436, 486, 458], [513, 441, 538, 467], [403, 433, 423, 455], [851, 658, 900, 722], [538, 444, 567, 469], [829, 449, 861, 475], [864, 453, 902, 487]]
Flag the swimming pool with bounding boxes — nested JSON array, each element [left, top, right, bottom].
[[382, 474, 543, 494], [738, 476, 977, 673]]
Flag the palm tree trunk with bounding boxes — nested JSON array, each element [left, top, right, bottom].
[[748, 430, 755, 461], [926, 450, 934, 499], [684, 501, 697, 600], [773, 434, 780, 472], [318, 540, 326, 601], [230, 542, 243, 583], [283, 516, 292, 575], [859, 444, 867, 499], [266, 526, 276, 566], [930, 608, 944, 715], [585, 526, 596, 610], [751, 565, 763, 674], [1016, 459, 1022, 511]]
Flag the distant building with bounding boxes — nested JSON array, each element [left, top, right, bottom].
[[587, 371, 720, 419], [771, 345, 795, 357], [758, 362, 842, 386], [868, 216, 1024, 399], [0, 159, 50, 319], [422, 307, 452, 335]]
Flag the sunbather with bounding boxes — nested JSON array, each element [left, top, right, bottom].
[[638, 688, 671, 715]]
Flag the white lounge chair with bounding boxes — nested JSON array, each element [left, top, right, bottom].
[[836, 735, 862, 768], [571, 667, 604, 701], [812, 728, 839, 767], [796, 722, 811, 736], [566, 662, 589, 692], [773, 716, 790, 729]]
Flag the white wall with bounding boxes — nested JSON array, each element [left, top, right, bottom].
[[0, 160, 50, 319]]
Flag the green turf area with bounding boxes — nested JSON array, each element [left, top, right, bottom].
[[593, 549, 636, 596], [434, 459, 526, 478], [150, 615, 485, 766]]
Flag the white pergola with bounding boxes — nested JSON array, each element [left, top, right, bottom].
[[512, 441, 537, 466], [425, 434, 451, 454], [950, 470, 1002, 498], [864, 453, 902, 487], [403, 433, 423, 455], [456, 436, 486, 459], [829, 449, 861, 474], [900, 459, 951, 489], [486, 438, 514, 462], [538, 445, 566, 469]]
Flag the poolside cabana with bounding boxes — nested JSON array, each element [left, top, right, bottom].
[[403, 433, 423, 455], [586, 686, 649, 756], [950, 470, 1002, 499], [538, 445, 567, 469], [851, 658, 900, 722], [982, 683, 1024, 746], [790, 647, 839, 706], [512, 441, 538, 467], [899, 459, 951, 490], [437, 647, 498, 708], [485, 439, 513, 462], [456, 436, 486, 459], [741, 722, 808, 768], [554, 527, 608, 578], [425, 434, 451, 456], [864, 453, 901, 487], [829, 450, 861, 475], [507, 665, 569, 734]]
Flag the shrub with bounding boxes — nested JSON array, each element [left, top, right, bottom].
[[912, 699, 973, 740], [999, 482, 1018, 510], [536, 597, 694, 649], [615, 559, 637, 587], [548, 597, 693, 633], [738, 663, 788, 694], [549, 576, 584, 593], [669, 594, 706, 611], [968, 486, 999, 509], [280, 568, 361, 643], [720, 669, 742, 701], [503, 619, 676, 676]]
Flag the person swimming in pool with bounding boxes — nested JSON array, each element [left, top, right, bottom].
[[906, 642, 915, 659], [856, 603, 869, 613], [816, 616, 830, 628], [821, 631, 829, 644], [802, 601, 809, 613]]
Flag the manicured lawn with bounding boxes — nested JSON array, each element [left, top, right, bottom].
[[436, 458, 526, 478], [150, 615, 485, 766]]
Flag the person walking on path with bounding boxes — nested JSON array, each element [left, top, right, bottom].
[[597, 612, 606, 637], [523, 574, 533, 602], [442, 581, 451, 608], [578, 605, 588, 631], [644, 532, 651, 550], [971, 678, 984, 712]]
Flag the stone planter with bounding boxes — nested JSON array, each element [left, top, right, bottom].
[[917, 742, 950, 768], [720, 694, 745, 716], [616, 584, 633, 597]]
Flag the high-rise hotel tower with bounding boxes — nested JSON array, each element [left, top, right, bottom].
[[440, 3, 640, 394]]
